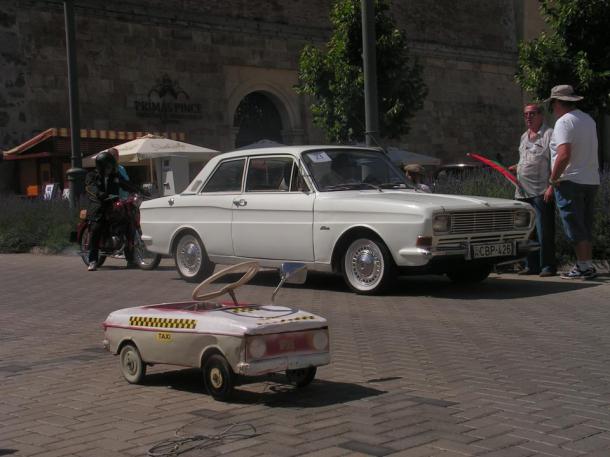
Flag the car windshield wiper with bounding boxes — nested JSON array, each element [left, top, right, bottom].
[[379, 182, 409, 189], [323, 182, 382, 192]]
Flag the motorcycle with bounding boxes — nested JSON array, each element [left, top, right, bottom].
[[77, 193, 161, 270]]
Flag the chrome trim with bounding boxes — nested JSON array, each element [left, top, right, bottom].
[[237, 352, 330, 376]]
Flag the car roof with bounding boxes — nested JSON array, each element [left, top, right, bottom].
[[214, 145, 380, 160]]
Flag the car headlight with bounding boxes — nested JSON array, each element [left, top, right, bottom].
[[312, 330, 329, 351], [433, 214, 451, 234], [514, 211, 530, 228], [248, 337, 266, 359]]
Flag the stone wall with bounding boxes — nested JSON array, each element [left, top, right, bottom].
[[1, 0, 528, 169]]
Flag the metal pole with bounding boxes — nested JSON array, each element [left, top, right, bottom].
[[361, 0, 379, 146], [64, 0, 86, 210]]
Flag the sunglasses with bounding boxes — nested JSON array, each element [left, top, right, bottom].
[[523, 112, 540, 117]]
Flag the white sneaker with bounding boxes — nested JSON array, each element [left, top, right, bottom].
[[88, 262, 98, 271]]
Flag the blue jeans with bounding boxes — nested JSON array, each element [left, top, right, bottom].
[[554, 180, 598, 243], [519, 195, 556, 273]]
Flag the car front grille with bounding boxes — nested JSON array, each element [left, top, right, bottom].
[[450, 210, 516, 234]]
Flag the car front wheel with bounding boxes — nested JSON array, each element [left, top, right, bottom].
[[203, 354, 234, 401], [342, 237, 394, 294], [286, 367, 317, 388], [119, 343, 146, 384], [446, 264, 492, 283], [174, 232, 215, 282]]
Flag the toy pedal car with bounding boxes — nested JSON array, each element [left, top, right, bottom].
[[102, 262, 330, 400]]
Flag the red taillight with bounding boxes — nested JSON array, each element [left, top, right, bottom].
[[246, 329, 329, 361]]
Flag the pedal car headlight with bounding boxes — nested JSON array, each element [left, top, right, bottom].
[[433, 214, 451, 234], [248, 337, 266, 359], [312, 330, 329, 351], [514, 210, 530, 228]]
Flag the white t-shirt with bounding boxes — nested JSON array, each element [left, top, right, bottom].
[[550, 109, 600, 185]]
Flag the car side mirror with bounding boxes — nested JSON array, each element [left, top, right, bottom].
[[282, 262, 307, 284], [272, 262, 307, 303]]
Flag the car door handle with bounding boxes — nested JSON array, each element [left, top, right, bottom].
[[233, 199, 247, 207]]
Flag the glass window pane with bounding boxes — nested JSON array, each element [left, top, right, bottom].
[[246, 157, 294, 192], [202, 159, 245, 193]]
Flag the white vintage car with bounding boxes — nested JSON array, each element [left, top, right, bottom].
[[141, 146, 537, 294], [103, 262, 329, 400]]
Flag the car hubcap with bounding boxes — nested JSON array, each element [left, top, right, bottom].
[[210, 367, 223, 389], [345, 239, 384, 290], [124, 351, 137, 375], [178, 237, 201, 275]]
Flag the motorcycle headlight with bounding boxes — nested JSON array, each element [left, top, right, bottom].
[[248, 337, 266, 359], [514, 210, 530, 228], [133, 194, 142, 208], [433, 214, 451, 234]]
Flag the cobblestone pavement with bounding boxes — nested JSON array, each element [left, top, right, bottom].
[[1, 254, 610, 457]]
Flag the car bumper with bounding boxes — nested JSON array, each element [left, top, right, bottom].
[[397, 239, 539, 271], [236, 352, 330, 376]]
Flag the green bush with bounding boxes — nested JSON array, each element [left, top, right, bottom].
[[0, 196, 74, 253], [434, 169, 609, 262]]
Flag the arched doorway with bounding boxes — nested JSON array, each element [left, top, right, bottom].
[[233, 92, 283, 148]]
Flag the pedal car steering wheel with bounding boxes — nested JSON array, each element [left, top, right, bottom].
[[191, 261, 260, 303]]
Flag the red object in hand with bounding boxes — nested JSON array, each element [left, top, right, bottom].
[[467, 153, 525, 194]]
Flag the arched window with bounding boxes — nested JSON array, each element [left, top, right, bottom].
[[233, 92, 283, 148]]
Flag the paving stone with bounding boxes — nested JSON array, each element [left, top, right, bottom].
[[1, 255, 610, 457]]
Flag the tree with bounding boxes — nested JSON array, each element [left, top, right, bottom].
[[516, 0, 610, 117], [296, 0, 427, 143]]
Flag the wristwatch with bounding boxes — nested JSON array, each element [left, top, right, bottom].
[[549, 178, 560, 187]]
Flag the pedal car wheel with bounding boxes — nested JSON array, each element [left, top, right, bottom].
[[203, 354, 234, 401], [79, 226, 106, 267], [286, 366, 317, 388], [119, 343, 146, 384], [174, 232, 215, 282]]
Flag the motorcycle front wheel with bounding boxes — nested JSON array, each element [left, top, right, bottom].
[[133, 231, 161, 270], [79, 226, 106, 267]]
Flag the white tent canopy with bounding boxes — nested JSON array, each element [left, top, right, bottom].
[[82, 134, 218, 167], [235, 139, 285, 150], [385, 147, 441, 166]]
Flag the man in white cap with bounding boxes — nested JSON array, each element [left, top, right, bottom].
[[543, 84, 600, 279]]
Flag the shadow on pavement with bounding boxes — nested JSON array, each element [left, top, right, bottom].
[[143, 368, 385, 407], [201, 269, 603, 300]]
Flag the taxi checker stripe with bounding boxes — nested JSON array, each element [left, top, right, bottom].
[[129, 316, 196, 329]]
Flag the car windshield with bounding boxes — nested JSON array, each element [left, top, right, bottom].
[[301, 149, 411, 192]]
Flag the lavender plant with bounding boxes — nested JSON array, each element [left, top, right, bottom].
[[434, 169, 609, 262], [0, 196, 73, 253]]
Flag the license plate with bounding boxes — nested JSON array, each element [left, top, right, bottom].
[[472, 242, 513, 258]]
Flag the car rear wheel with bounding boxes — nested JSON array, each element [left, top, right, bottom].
[[286, 367, 317, 388], [174, 232, 215, 282], [119, 343, 146, 384], [342, 237, 394, 294], [446, 264, 492, 283], [203, 354, 234, 401], [79, 226, 106, 267]]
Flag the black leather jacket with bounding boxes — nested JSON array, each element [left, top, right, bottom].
[[85, 170, 137, 221]]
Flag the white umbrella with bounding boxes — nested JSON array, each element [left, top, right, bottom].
[[385, 147, 441, 166], [83, 134, 218, 167]]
